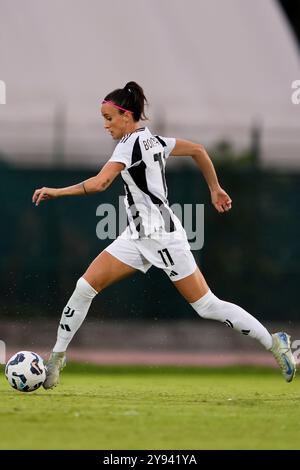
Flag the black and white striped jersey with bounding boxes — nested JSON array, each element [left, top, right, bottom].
[[109, 127, 181, 238]]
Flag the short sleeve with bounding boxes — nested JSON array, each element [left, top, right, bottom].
[[108, 142, 131, 170], [156, 136, 176, 158]]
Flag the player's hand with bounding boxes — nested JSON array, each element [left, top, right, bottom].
[[211, 187, 232, 213], [32, 187, 59, 206]]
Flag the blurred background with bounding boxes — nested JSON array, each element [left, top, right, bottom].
[[0, 0, 299, 366]]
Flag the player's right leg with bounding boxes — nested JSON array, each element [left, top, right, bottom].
[[270, 332, 296, 383], [43, 251, 137, 389]]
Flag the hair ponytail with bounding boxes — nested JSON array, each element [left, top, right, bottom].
[[104, 81, 148, 121]]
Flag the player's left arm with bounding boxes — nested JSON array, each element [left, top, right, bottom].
[[32, 162, 124, 206], [170, 139, 232, 213]]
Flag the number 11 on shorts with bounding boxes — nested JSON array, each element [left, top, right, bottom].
[[158, 248, 174, 266]]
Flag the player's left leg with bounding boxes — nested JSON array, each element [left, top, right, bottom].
[[44, 250, 138, 389], [52, 251, 137, 355], [173, 267, 296, 382]]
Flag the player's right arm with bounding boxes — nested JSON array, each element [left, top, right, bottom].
[[32, 161, 124, 206]]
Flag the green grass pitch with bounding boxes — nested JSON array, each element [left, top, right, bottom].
[[0, 364, 299, 450]]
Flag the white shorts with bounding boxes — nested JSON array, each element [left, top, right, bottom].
[[105, 227, 197, 282]]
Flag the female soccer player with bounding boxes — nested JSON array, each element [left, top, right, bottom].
[[32, 81, 296, 388]]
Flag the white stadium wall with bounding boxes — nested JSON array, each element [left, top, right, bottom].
[[0, 0, 299, 168]]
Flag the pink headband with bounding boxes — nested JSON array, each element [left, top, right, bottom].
[[102, 100, 133, 113]]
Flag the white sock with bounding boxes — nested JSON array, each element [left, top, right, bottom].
[[53, 277, 98, 352], [191, 290, 272, 350]]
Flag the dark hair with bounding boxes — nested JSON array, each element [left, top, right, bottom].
[[104, 81, 148, 121]]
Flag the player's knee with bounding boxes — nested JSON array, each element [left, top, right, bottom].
[[190, 291, 222, 318], [76, 277, 99, 297]]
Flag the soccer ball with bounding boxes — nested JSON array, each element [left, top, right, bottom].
[[5, 351, 46, 392]]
